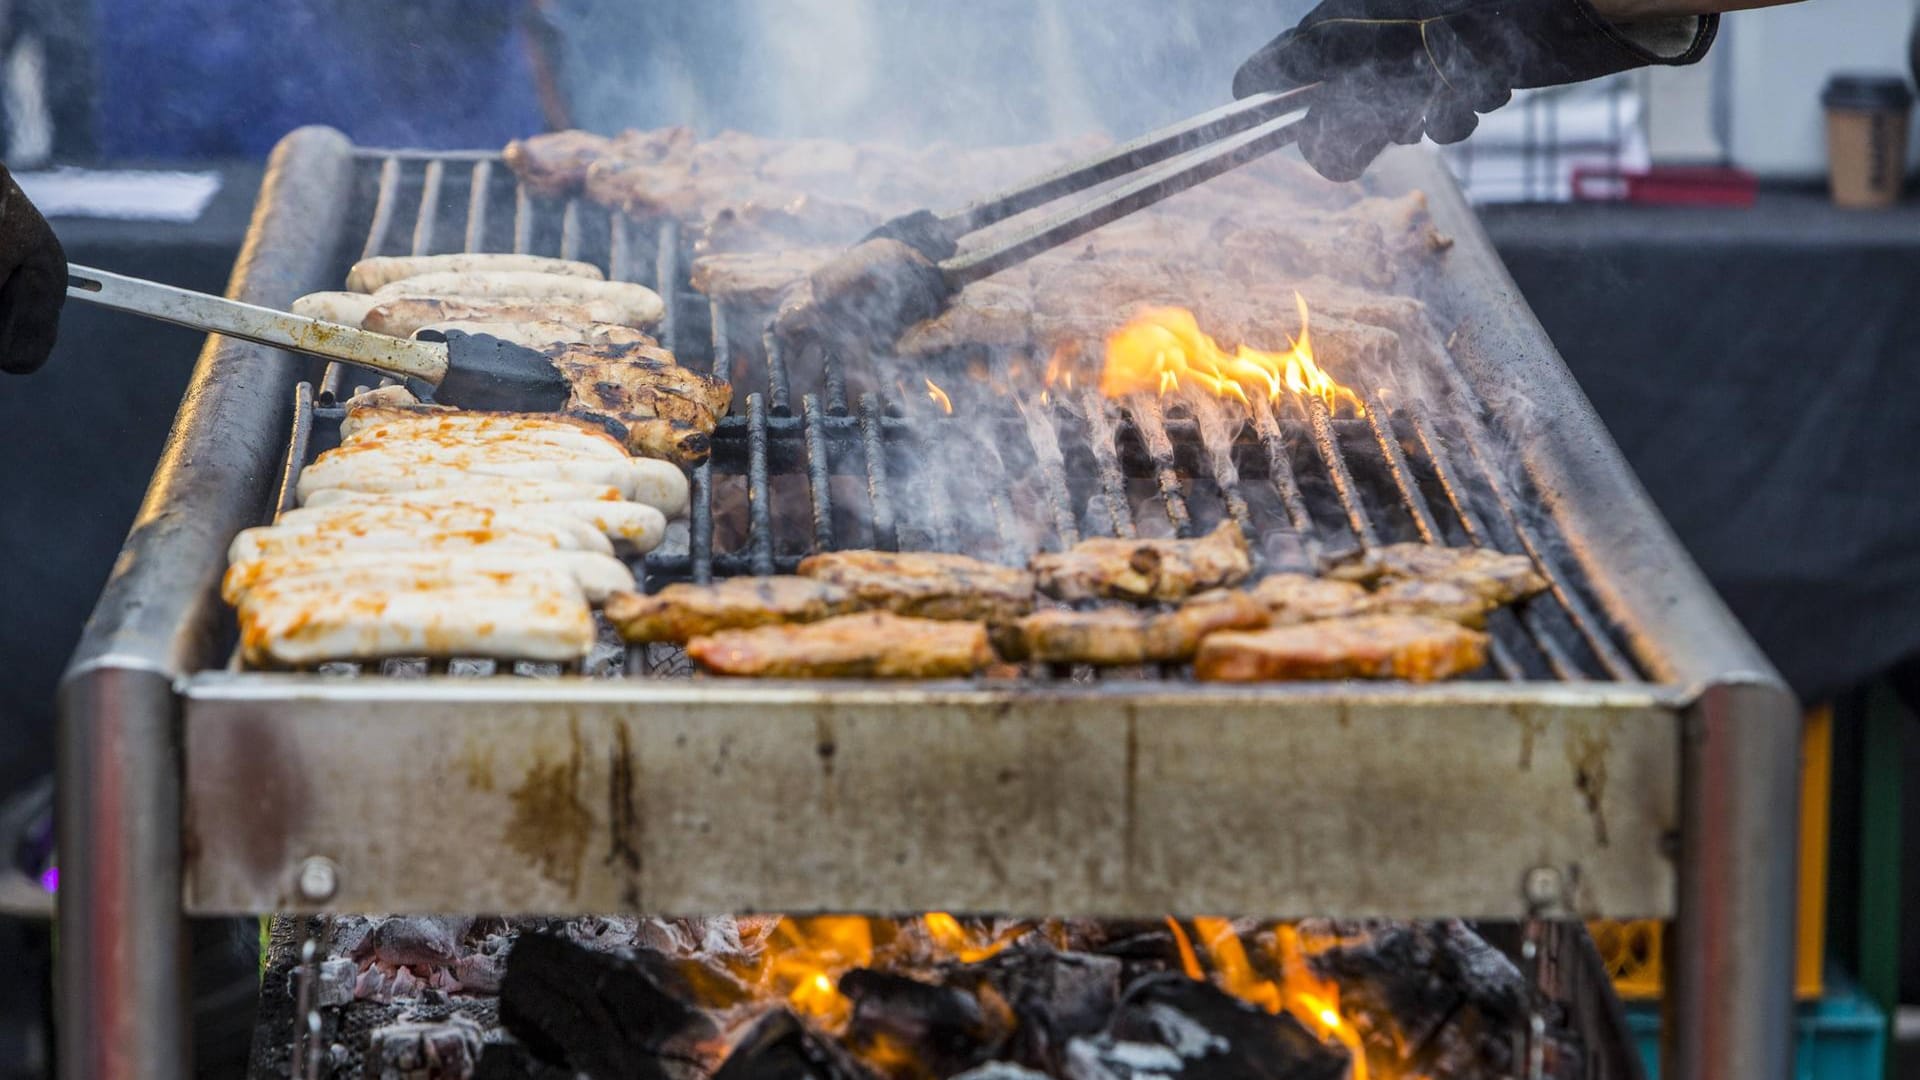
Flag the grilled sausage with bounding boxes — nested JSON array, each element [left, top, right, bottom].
[[346, 254, 604, 293], [238, 576, 596, 667], [371, 272, 665, 328], [361, 298, 603, 337], [411, 319, 655, 351], [283, 493, 666, 552], [291, 291, 383, 327]]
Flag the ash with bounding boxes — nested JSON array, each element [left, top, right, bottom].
[[250, 916, 1570, 1080]]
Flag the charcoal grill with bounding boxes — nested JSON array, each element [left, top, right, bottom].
[[58, 127, 1798, 1080]]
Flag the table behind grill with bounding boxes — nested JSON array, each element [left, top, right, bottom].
[[292, 150, 1641, 684]]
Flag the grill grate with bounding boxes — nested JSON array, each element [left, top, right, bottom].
[[288, 150, 1639, 684]]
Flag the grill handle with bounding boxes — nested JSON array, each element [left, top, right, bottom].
[[66, 264, 450, 384]]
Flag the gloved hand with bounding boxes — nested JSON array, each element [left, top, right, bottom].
[[0, 162, 65, 374], [1234, 0, 1718, 181]]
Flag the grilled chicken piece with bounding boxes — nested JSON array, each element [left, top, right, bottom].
[[224, 549, 636, 606], [503, 130, 618, 196], [796, 550, 1036, 623], [1016, 590, 1270, 666], [239, 573, 596, 668], [1364, 578, 1500, 628], [548, 342, 732, 423], [1196, 615, 1489, 682], [583, 157, 707, 221], [1248, 573, 1372, 624], [690, 249, 836, 305], [686, 612, 993, 678], [605, 577, 863, 644], [1032, 521, 1252, 603], [1329, 543, 1548, 606]]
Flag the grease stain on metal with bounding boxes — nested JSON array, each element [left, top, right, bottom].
[[504, 717, 593, 895], [460, 736, 496, 793], [1567, 722, 1612, 847], [1512, 706, 1548, 770]]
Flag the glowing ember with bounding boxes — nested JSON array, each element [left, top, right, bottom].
[[1179, 918, 1378, 1080], [925, 377, 954, 414], [924, 912, 1013, 963], [1091, 294, 1364, 416]]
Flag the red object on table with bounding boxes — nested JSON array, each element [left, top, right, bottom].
[[1570, 165, 1759, 207]]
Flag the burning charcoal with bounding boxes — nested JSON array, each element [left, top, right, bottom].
[[712, 1009, 871, 1080], [1062, 1038, 1189, 1080], [1093, 973, 1347, 1080], [366, 1015, 484, 1080], [499, 933, 715, 1080], [1303, 920, 1530, 1078], [961, 946, 1121, 1072], [841, 968, 1008, 1075], [330, 915, 378, 959], [360, 916, 474, 968]]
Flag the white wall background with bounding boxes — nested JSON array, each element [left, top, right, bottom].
[[1721, 0, 1918, 176]]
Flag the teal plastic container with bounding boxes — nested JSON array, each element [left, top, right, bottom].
[[1624, 977, 1884, 1080]]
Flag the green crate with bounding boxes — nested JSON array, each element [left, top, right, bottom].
[[1625, 976, 1884, 1080]]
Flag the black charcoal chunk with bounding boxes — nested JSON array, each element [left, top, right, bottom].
[[360, 916, 475, 968], [1105, 968, 1344, 1076], [963, 945, 1122, 1071], [951, 1065, 1053, 1080], [841, 967, 1004, 1074], [498, 934, 713, 1080], [712, 1009, 871, 1080]]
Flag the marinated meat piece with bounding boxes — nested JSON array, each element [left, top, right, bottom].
[[695, 195, 880, 255], [1364, 578, 1500, 628], [583, 157, 706, 221], [1016, 590, 1270, 666], [1032, 521, 1252, 603], [610, 124, 697, 166], [545, 342, 733, 461], [1329, 543, 1547, 605], [687, 612, 994, 678], [503, 130, 616, 196], [690, 249, 835, 305], [797, 551, 1036, 623], [605, 577, 864, 643], [1248, 574, 1372, 624], [896, 282, 1032, 358], [1195, 615, 1489, 682]]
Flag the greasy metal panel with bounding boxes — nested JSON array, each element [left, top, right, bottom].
[[183, 676, 1678, 919]]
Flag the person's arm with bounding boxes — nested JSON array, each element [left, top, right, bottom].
[[1592, 0, 1802, 17], [1234, 0, 1804, 182], [0, 161, 63, 374]]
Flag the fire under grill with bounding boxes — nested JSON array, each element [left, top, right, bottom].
[[58, 128, 1802, 1080], [289, 148, 1635, 685]]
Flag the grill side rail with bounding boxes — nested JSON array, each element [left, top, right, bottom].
[[180, 675, 1686, 920]]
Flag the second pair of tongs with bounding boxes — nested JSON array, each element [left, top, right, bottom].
[[776, 83, 1319, 347]]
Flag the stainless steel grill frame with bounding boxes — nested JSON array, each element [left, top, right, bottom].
[[57, 127, 1798, 1080]]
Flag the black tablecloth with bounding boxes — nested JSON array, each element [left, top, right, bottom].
[[1485, 191, 1920, 703]]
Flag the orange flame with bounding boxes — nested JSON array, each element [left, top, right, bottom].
[[1181, 918, 1378, 1080], [748, 915, 875, 1030], [925, 377, 954, 414], [924, 912, 1013, 964], [1095, 294, 1363, 415]]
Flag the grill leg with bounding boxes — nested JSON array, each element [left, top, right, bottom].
[[1670, 680, 1800, 1080], [57, 666, 188, 1080]]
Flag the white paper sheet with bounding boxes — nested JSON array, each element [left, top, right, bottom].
[[15, 167, 222, 223]]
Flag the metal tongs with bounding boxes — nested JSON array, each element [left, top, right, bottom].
[[776, 83, 1319, 348], [65, 265, 573, 410]]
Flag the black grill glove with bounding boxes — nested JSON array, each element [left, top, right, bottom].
[[1234, 0, 1718, 181], [0, 162, 65, 374]]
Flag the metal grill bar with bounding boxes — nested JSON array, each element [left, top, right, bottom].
[[559, 199, 583, 262], [464, 161, 492, 253], [802, 394, 835, 553], [1186, 396, 1254, 539], [858, 394, 899, 551], [745, 394, 775, 575], [1249, 397, 1319, 569], [1082, 390, 1137, 540], [512, 184, 532, 254], [410, 160, 443, 257], [361, 157, 401, 261], [1020, 403, 1081, 547], [1303, 398, 1376, 548], [1129, 400, 1193, 537]]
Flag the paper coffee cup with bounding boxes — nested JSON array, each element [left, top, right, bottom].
[[1823, 74, 1913, 209]]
